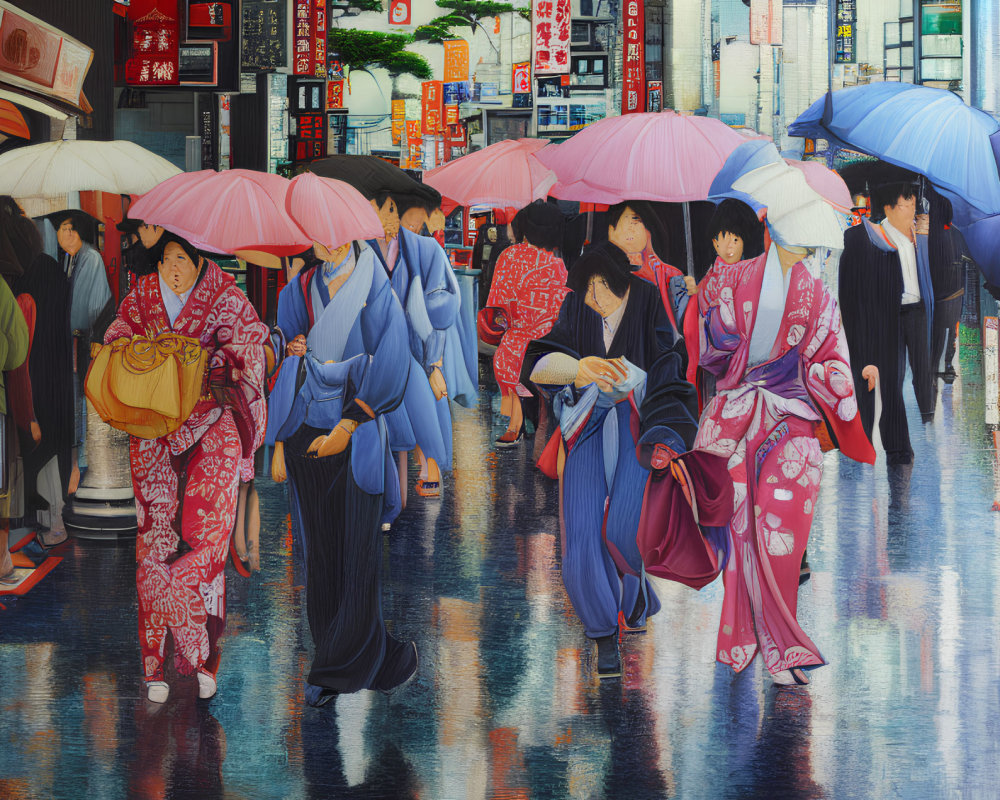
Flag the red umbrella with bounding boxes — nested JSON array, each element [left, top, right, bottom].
[[129, 169, 310, 256], [0, 100, 29, 140], [423, 138, 557, 209], [285, 172, 384, 249]]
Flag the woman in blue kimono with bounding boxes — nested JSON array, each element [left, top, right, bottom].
[[368, 192, 462, 498], [525, 242, 699, 677], [268, 239, 418, 706]]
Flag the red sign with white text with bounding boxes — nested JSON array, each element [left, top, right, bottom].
[[622, 0, 645, 113], [327, 79, 344, 109], [389, 0, 411, 25], [126, 0, 180, 85], [533, 0, 570, 74], [293, 0, 313, 75]]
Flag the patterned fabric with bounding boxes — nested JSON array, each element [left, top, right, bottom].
[[694, 250, 873, 676], [106, 261, 268, 679], [486, 243, 568, 395]]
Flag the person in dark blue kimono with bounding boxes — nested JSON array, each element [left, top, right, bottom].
[[268, 238, 417, 706], [367, 192, 462, 499], [524, 242, 699, 677]]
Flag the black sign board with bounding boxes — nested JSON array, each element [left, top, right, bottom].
[[241, 0, 287, 71], [834, 0, 856, 63], [198, 93, 217, 171]]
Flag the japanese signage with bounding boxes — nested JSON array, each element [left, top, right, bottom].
[[421, 80, 443, 135], [646, 80, 662, 112], [294, 0, 313, 75], [292, 113, 326, 161], [0, 1, 93, 107], [314, 0, 327, 78], [622, 0, 644, 114], [404, 119, 422, 169], [443, 39, 469, 82], [834, 0, 856, 63], [389, 0, 411, 25], [532, 0, 570, 75], [327, 79, 344, 109], [512, 61, 531, 94], [198, 93, 217, 170], [240, 0, 286, 72], [445, 104, 459, 126], [391, 99, 405, 145], [749, 0, 782, 46], [126, 0, 180, 86]]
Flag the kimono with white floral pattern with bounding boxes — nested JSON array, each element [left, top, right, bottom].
[[694, 251, 874, 675]]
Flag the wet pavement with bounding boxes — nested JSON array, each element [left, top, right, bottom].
[[2, 343, 999, 800]]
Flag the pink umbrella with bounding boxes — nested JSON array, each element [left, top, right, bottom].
[[423, 138, 557, 209], [784, 159, 854, 213], [129, 169, 311, 256], [537, 111, 765, 203], [285, 172, 384, 249]]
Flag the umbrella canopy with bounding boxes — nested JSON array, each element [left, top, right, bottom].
[[788, 83, 1000, 215], [784, 159, 853, 213], [308, 154, 435, 204], [537, 111, 761, 203], [0, 100, 29, 139], [423, 138, 557, 209], [286, 172, 384, 250], [0, 139, 182, 199], [129, 169, 310, 256]]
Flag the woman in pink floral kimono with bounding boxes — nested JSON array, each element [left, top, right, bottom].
[[695, 234, 875, 686]]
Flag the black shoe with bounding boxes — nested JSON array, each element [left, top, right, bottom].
[[942, 368, 957, 385], [595, 634, 621, 678], [304, 682, 339, 707], [624, 591, 647, 631], [373, 641, 419, 695]]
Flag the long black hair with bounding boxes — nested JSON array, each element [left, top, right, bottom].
[[512, 200, 564, 253], [567, 241, 632, 297]]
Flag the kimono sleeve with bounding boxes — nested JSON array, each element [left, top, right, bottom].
[[637, 295, 700, 459], [276, 274, 311, 343], [72, 247, 113, 337], [413, 234, 460, 370], [485, 247, 517, 309], [342, 277, 410, 423], [697, 265, 742, 377], [0, 276, 28, 373]]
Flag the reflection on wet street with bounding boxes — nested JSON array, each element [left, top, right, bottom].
[[2, 347, 999, 800]]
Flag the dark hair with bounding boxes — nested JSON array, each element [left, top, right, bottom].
[[511, 200, 564, 252], [372, 190, 395, 210], [157, 231, 202, 267], [392, 186, 441, 217], [875, 182, 917, 215], [0, 195, 42, 270], [707, 199, 761, 244], [567, 241, 631, 297]]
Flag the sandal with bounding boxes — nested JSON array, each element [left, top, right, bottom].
[[414, 479, 441, 498], [496, 428, 523, 448]]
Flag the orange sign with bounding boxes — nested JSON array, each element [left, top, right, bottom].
[[443, 39, 469, 82], [445, 104, 459, 126], [391, 99, 405, 145], [405, 119, 422, 168], [421, 80, 443, 135]]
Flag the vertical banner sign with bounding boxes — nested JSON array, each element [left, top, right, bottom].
[[126, 0, 180, 85], [445, 104, 459, 126], [443, 39, 470, 82], [391, 99, 405, 145], [512, 61, 531, 94], [389, 0, 411, 25], [421, 80, 443, 135], [533, 0, 571, 74], [986, 317, 999, 427], [622, 0, 644, 114], [646, 80, 662, 112], [405, 119, 422, 168], [327, 79, 344, 108], [834, 0, 856, 63], [294, 0, 313, 75], [241, 0, 286, 72], [749, 0, 782, 46], [314, 0, 327, 78]]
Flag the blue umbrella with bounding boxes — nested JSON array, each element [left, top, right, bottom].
[[707, 139, 781, 213], [788, 83, 1000, 215]]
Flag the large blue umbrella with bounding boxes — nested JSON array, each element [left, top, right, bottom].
[[788, 83, 1000, 215]]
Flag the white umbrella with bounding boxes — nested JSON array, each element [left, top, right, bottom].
[[0, 139, 182, 199], [731, 161, 848, 250]]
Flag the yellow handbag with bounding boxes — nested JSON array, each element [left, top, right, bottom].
[[86, 333, 209, 439]]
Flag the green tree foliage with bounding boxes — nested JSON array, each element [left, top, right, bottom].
[[327, 28, 433, 79], [413, 0, 530, 43]]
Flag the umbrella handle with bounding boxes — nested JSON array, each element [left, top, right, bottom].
[[683, 202, 695, 278]]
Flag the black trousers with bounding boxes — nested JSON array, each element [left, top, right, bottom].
[[931, 294, 962, 375], [854, 302, 932, 466]]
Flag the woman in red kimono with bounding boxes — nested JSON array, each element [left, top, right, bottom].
[[695, 232, 875, 686], [101, 233, 268, 703], [485, 201, 569, 446]]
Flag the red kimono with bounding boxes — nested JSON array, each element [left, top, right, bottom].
[[105, 261, 268, 683], [694, 250, 874, 676], [486, 243, 569, 396]]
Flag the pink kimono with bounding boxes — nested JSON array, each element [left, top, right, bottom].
[[694, 251, 874, 676]]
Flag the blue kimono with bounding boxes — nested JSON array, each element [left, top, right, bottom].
[[528, 276, 699, 639], [267, 244, 417, 699], [369, 227, 462, 470]]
